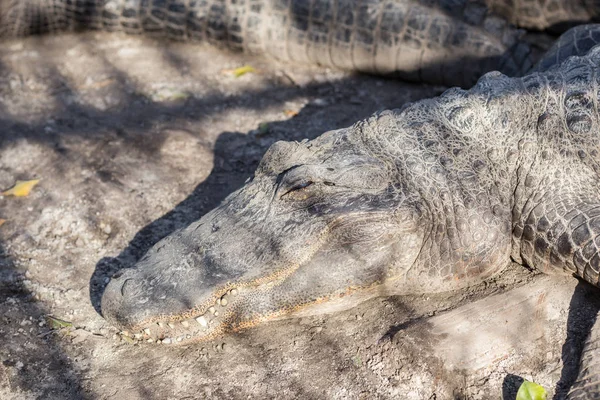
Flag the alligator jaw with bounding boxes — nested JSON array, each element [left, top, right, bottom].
[[103, 263, 304, 345], [118, 286, 243, 344]]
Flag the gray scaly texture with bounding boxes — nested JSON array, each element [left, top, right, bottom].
[[0, 0, 532, 86], [99, 26, 600, 395], [484, 0, 600, 31]]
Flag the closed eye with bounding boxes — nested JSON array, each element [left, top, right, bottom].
[[281, 180, 314, 198]]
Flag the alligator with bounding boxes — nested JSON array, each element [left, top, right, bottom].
[[103, 25, 600, 397], [4, 0, 600, 396], [6, 0, 600, 86], [0, 0, 577, 87]]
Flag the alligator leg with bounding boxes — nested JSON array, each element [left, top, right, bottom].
[[516, 196, 600, 396], [569, 321, 600, 399]]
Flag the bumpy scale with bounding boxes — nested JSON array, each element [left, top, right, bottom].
[[4, 0, 600, 397], [100, 34, 600, 397], [0, 0, 535, 86]]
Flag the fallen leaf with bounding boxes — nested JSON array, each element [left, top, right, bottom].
[[2, 179, 40, 197], [516, 381, 547, 400], [46, 316, 73, 330], [229, 65, 256, 77], [0, 219, 5, 227], [284, 109, 299, 117], [258, 122, 270, 135], [151, 88, 190, 102], [121, 335, 135, 344]]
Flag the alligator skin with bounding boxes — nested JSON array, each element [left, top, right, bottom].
[[3, 0, 600, 396], [484, 0, 600, 31], [97, 26, 600, 396], [0, 0, 533, 86]]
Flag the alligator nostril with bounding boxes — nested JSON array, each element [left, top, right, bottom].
[[120, 278, 133, 296]]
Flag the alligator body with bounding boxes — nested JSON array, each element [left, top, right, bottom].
[[2, 0, 537, 86], [98, 28, 600, 396], [8, 0, 600, 86], [8, 0, 600, 85], [484, 0, 600, 31], [4, 0, 600, 396]]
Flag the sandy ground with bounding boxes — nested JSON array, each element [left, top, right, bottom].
[[0, 32, 599, 400]]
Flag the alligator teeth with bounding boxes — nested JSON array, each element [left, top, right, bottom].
[[143, 328, 151, 335], [147, 339, 154, 343], [157, 322, 165, 328], [214, 311, 219, 316], [230, 288, 238, 296], [121, 331, 130, 337], [167, 323, 176, 329], [181, 321, 190, 328], [208, 306, 216, 314], [134, 333, 142, 340], [162, 338, 172, 344], [216, 298, 221, 306], [196, 315, 208, 327], [176, 336, 183, 342], [220, 296, 229, 306], [186, 334, 191, 339]]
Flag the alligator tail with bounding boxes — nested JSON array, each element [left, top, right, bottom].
[[0, 0, 534, 87]]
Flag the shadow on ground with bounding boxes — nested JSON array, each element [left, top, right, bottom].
[[0, 30, 599, 398], [0, 243, 92, 398]]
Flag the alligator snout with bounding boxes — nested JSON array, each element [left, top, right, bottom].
[[99, 202, 280, 344]]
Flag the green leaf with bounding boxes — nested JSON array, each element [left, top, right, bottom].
[[258, 122, 270, 135], [516, 381, 547, 400], [46, 316, 73, 329], [232, 65, 256, 77]]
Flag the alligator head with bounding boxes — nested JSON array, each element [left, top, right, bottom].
[[101, 114, 427, 343]]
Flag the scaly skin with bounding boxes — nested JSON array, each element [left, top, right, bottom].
[[4, 0, 600, 395], [534, 23, 600, 72], [0, 0, 532, 86], [100, 33, 600, 394], [484, 0, 600, 31]]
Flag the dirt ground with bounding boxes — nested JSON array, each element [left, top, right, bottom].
[[0, 32, 599, 400]]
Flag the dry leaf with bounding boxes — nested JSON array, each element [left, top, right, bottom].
[[2, 179, 40, 197], [0, 219, 5, 227], [221, 65, 256, 77], [234, 65, 256, 77], [284, 109, 299, 117], [121, 335, 135, 344]]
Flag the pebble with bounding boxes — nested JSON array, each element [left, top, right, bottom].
[[311, 98, 328, 107]]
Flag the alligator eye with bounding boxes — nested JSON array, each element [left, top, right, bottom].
[[291, 181, 313, 191], [281, 180, 314, 198]]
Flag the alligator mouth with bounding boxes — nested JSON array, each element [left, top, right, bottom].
[[103, 207, 402, 345], [118, 286, 242, 344], [117, 275, 387, 345], [110, 260, 311, 345]]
